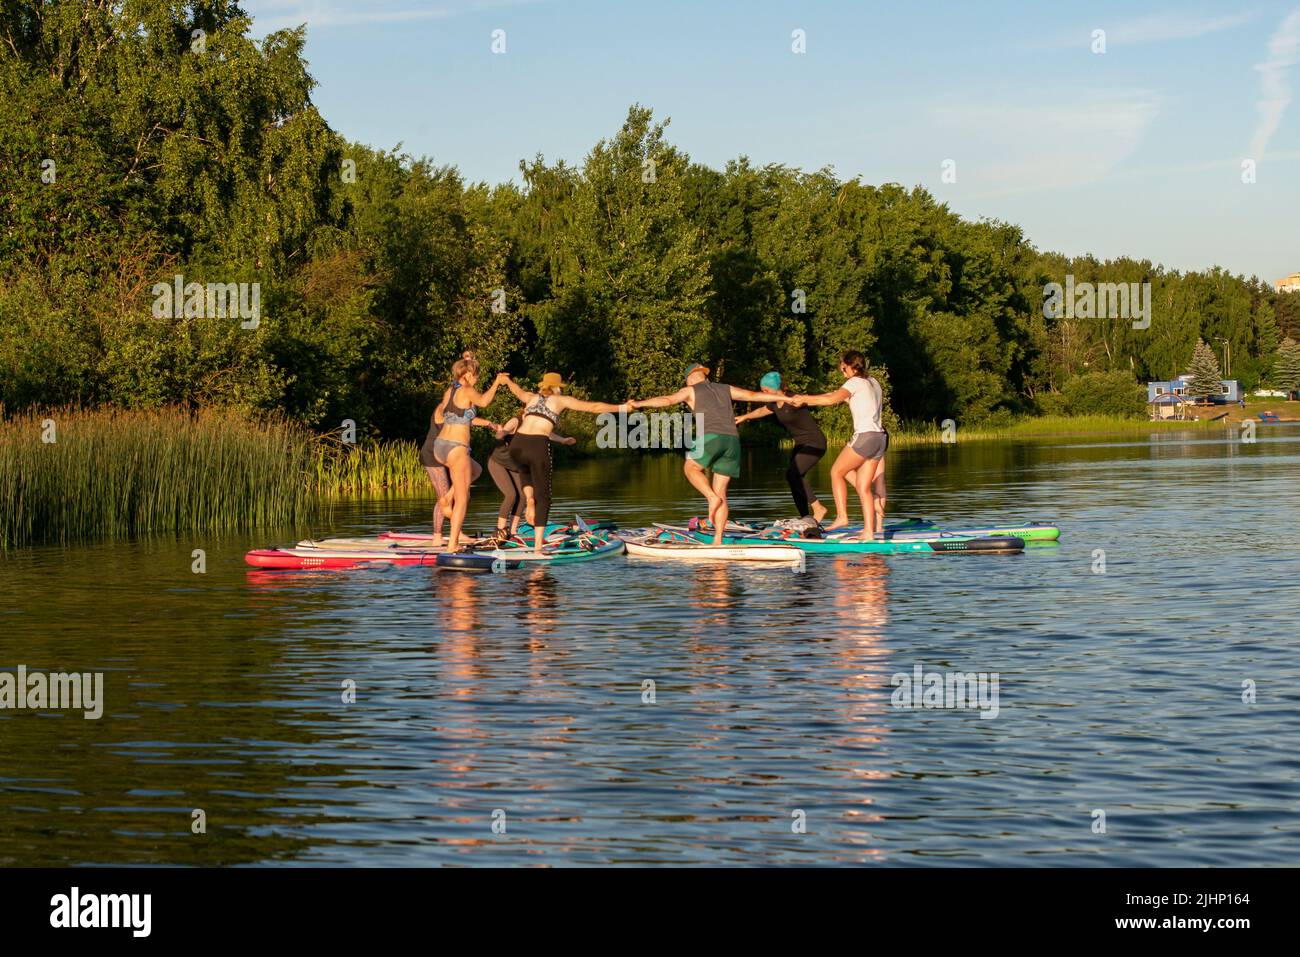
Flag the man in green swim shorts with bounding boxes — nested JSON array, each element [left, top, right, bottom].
[[630, 363, 788, 544]]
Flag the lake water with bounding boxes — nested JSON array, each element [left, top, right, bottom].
[[2, 428, 1298, 866]]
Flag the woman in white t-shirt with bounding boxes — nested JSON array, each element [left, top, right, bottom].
[[790, 351, 889, 540]]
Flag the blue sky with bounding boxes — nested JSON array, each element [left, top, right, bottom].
[[244, 0, 1300, 284]]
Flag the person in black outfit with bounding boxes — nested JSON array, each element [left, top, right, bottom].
[[735, 371, 828, 522], [498, 371, 629, 553], [486, 407, 576, 543]]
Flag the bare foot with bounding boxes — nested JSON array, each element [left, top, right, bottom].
[[524, 497, 536, 527], [811, 500, 828, 523], [824, 517, 850, 530]]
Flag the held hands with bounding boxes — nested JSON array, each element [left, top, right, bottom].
[[625, 399, 639, 411]]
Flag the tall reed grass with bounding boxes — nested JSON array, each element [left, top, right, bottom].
[[312, 438, 430, 497], [0, 407, 318, 547]]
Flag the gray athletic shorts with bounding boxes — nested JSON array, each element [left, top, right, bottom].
[[849, 430, 888, 460]]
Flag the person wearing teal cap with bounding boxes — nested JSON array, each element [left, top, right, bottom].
[[735, 371, 829, 521], [629, 363, 787, 544]]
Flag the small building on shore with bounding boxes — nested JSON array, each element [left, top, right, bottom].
[[1147, 375, 1239, 404], [1275, 272, 1300, 293], [1148, 393, 1192, 420]]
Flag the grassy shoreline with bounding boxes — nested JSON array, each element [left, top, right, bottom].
[[4, 405, 1292, 547], [879, 413, 1214, 447]]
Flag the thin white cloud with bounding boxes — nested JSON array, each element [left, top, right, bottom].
[[1105, 11, 1254, 44], [929, 90, 1163, 197], [246, 0, 538, 32], [1248, 9, 1300, 161], [1031, 10, 1253, 49]]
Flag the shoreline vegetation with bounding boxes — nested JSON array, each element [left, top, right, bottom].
[[7, 404, 1295, 548]]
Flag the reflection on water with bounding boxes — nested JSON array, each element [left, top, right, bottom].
[[2, 427, 1299, 866]]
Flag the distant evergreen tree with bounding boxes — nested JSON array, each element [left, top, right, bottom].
[[1184, 339, 1223, 402], [1272, 338, 1300, 394], [1274, 291, 1300, 341]]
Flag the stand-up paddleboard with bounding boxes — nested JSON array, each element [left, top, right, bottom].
[[436, 516, 626, 570], [794, 535, 1024, 555], [675, 526, 1025, 555], [295, 536, 481, 550], [622, 529, 803, 563], [245, 546, 446, 569], [672, 517, 933, 536], [434, 552, 524, 572], [251, 517, 623, 570], [302, 519, 618, 551], [661, 518, 1059, 543], [831, 522, 1058, 543], [379, 520, 614, 544]]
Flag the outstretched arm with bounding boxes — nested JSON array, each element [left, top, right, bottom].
[[469, 372, 510, 408], [735, 406, 774, 425], [548, 430, 577, 446], [728, 386, 787, 404], [499, 374, 535, 404], [790, 387, 851, 407], [557, 396, 629, 415], [630, 387, 691, 410]]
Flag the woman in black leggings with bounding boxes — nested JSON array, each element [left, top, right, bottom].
[[486, 409, 575, 543], [499, 371, 629, 552], [735, 371, 828, 521]]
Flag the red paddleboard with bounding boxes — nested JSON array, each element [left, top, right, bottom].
[[244, 547, 442, 569]]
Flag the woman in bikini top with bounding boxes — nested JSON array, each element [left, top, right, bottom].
[[430, 352, 506, 551]]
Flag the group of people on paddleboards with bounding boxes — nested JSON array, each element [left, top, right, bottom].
[[419, 349, 888, 551]]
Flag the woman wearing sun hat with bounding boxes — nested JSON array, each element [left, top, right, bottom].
[[484, 404, 577, 545], [734, 371, 828, 522], [498, 371, 630, 552]]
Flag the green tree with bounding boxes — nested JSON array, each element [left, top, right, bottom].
[[521, 106, 712, 399], [1060, 370, 1146, 417], [1184, 338, 1223, 402], [0, 0, 343, 413], [1272, 338, 1300, 394], [1273, 290, 1300, 341]]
